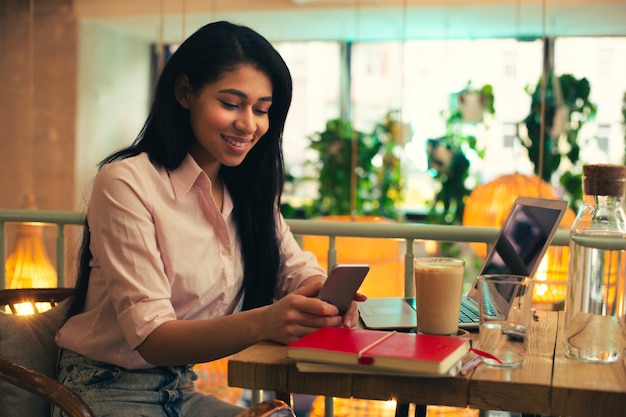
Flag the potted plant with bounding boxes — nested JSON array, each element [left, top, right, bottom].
[[297, 111, 405, 220]]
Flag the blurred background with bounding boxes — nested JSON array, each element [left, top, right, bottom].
[[1, 0, 625, 217]]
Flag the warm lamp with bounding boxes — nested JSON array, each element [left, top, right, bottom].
[[4, 195, 58, 314], [463, 173, 576, 307], [5, 221, 58, 291]]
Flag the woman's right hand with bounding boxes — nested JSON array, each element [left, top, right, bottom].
[[259, 282, 343, 345]]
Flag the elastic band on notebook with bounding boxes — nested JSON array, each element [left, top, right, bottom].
[[357, 331, 397, 359]]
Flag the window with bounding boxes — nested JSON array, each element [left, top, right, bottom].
[[278, 37, 626, 213]]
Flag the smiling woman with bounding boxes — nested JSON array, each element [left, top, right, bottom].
[[46, 21, 348, 417]]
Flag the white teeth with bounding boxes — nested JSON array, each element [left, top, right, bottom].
[[222, 135, 247, 148]]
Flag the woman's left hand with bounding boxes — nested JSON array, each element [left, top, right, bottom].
[[342, 292, 367, 328]]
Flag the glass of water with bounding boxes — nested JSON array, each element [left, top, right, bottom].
[[475, 274, 534, 368]]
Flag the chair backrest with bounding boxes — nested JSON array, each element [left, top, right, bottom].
[[0, 288, 75, 314], [0, 288, 94, 417]]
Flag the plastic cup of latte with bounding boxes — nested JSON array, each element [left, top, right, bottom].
[[414, 257, 465, 336]]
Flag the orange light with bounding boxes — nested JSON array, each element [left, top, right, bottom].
[[309, 396, 478, 417], [5, 301, 55, 315], [193, 358, 242, 404]]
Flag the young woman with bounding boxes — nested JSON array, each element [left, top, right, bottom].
[[54, 21, 364, 417]]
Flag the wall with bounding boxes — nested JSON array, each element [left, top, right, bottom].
[[0, 0, 77, 211], [0, 1, 151, 212]]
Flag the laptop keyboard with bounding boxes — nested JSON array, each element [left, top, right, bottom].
[[407, 297, 480, 324], [459, 302, 480, 323]]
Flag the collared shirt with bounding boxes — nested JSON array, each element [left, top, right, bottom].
[[56, 153, 325, 369]]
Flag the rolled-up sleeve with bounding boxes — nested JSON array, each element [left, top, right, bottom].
[[88, 163, 177, 349]]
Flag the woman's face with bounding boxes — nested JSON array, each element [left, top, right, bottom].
[[176, 64, 273, 179]]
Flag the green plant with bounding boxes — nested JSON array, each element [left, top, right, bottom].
[[371, 111, 405, 217], [297, 112, 404, 219], [426, 82, 492, 226], [425, 138, 471, 226], [520, 73, 597, 212]]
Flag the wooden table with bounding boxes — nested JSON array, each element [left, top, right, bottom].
[[227, 311, 626, 417]]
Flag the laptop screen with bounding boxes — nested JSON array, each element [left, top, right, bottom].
[[479, 199, 567, 277]]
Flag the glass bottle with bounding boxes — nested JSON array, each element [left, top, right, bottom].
[[564, 164, 626, 363]]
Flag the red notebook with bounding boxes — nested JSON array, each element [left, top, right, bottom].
[[287, 327, 470, 375]]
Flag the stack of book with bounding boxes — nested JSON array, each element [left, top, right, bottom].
[[287, 327, 470, 376]]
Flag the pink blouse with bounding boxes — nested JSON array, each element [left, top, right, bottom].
[[56, 153, 325, 369]]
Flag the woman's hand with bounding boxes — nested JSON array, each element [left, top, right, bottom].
[[259, 280, 369, 345], [298, 274, 367, 329], [342, 291, 367, 328], [260, 282, 342, 344]]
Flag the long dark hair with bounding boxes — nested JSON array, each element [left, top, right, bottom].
[[68, 21, 292, 317]]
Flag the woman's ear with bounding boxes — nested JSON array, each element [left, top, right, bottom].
[[174, 75, 192, 108]]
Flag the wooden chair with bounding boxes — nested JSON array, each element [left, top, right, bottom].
[[0, 288, 294, 417]]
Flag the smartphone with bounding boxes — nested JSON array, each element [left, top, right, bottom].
[[317, 264, 370, 315]]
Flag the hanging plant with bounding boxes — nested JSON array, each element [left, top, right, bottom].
[[426, 82, 493, 226], [519, 73, 596, 212], [451, 82, 495, 125]]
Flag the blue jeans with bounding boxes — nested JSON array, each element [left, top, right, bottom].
[[52, 349, 244, 417]]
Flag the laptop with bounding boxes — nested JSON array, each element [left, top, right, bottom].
[[359, 196, 568, 330]]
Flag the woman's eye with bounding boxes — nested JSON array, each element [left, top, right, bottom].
[[220, 101, 238, 109], [254, 108, 269, 115]]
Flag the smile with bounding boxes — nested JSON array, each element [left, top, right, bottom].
[[221, 134, 250, 148]]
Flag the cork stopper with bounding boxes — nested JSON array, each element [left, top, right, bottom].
[[583, 164, 626, 196]]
